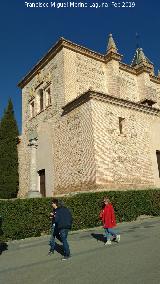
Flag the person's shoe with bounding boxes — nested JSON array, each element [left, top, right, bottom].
[[105, 240, 112, 245], [112, 236, 116, 242], [48, 250, 54, 256], [61, 255, 71, 261], [116, 235, 121, 243]]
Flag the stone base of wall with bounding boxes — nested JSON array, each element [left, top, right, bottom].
[[53, 181, 155, 196], [53, 182, 97, 196], [96, 182, 155, 190]]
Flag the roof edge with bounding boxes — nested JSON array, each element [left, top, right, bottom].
[[62, 90, 160, 116], [18, 37, 64, 88], [18, 38, 105, 89]]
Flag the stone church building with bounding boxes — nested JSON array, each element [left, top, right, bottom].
[[18, 34, 160, 197]]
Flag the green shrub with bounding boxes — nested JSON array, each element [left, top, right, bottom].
[[0, 189, 160, 241]]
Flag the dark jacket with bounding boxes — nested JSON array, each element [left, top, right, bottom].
[[55, 206, 73, 230]]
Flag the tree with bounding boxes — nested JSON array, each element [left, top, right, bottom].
[[0, 99, 19, 198]]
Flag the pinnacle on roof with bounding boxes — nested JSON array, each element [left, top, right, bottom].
[[131, 48, 153, 67], [106, 34, 118, 54]]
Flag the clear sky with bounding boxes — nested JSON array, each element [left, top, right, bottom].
[[0, 0, 160, 132]]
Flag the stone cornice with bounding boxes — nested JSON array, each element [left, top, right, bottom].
[[18, 38, 105, 89], [62, 90, 160, 116], [135, 65, 154, 75], [62, 38, 104, 62], [18, 38, 64, 89], [120, 63, 160, 84], [150, 75, 160, 84], [18, 37, 160, 89], [105, 52, 123, 63], [119, 62, 137, 75]]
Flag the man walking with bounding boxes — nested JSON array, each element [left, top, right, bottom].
[[51, 198, 72, 260]]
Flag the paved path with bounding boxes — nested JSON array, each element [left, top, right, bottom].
[[0, 217, 160, 284]]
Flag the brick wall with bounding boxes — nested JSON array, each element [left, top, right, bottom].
[[53, 101, 96, 195], [91, 99, 157, 189]]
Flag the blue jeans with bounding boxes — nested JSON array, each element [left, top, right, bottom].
[[104, 228, 118, 241], [49, 224, 61, 251], [59, 229, 70, 257]]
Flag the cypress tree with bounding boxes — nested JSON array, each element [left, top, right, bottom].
[[0, 99, 19, 198]]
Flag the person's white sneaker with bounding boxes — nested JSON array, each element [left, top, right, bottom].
[[105, 240, 112, 245], [116, 234, 120, 243]]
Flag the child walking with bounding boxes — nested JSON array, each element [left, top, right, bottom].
[[99, 197, 120, 245]]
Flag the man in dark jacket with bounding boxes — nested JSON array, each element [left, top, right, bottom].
[[51, 198, 72, 260]]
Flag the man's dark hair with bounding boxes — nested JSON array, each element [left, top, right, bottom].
[[51, 198, 59, 206], [101, 201, 105, 209]]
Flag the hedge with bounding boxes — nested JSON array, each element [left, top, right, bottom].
[[0, 189, 160, 242]]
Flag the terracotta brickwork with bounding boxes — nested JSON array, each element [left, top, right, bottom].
[[17, 36, 160, 197]]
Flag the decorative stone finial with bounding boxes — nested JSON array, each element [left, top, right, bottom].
[[106, 33, 118, 54], [131, 47, 153, 68]]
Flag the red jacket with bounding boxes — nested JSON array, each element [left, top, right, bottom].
[[99, 204, 116, 228]]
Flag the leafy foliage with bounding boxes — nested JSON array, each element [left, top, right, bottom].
[[0, 189, 160, 241]]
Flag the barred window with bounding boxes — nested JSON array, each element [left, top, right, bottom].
[[156, 150, 160, 178], [39, 89, 44, 111], [119, 117, 125, 134]]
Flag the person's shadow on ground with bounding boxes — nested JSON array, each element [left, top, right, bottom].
[[0, 242, 8, 255], [53, 232, 64, 255], [91, 233, 105, 243], [0, 216, 8, 255]]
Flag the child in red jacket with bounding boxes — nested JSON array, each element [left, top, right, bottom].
[[99, 197, 120, 245]]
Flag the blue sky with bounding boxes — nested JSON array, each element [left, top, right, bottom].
[[0, 0, 160, 132]]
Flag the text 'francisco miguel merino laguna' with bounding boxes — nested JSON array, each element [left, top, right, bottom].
[[24, 2, 136, 9]]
